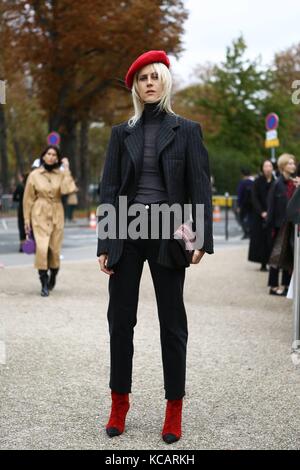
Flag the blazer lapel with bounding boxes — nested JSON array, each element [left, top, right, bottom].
[[124, 119, 144, 176], [156, 113, 180, 160], [124, 112, 180, 175]]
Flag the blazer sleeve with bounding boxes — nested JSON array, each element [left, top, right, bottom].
[[186, 123, 214, 254], [97, 125, 121, 257]]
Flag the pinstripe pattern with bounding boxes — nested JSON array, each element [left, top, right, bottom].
[[97, 113, 214, 269]]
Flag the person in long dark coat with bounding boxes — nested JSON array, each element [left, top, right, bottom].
[[236, 168, 254, 239], [266, 153, 299, 295], [13, 173, 28, 252], [97, 50, 213, 444], [248, 160, 274, 271]]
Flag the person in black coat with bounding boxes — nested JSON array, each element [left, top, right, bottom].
[[97, 50, 213, 444], [13, 173, 28, 252], [248, 160, 274, 270], [236, 168, 254, 239], [267, 153, 299, 295]]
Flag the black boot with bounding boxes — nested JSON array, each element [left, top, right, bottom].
[[48, 268, 59, 291], [38, 270, 49, 297]]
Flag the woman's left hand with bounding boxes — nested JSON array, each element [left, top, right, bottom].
[[61, 157, 70, 170], [191, 249, 205, 264]]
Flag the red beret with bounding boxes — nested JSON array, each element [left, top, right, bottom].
[[125, 50, 170, 90]]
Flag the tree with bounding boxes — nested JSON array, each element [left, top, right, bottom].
[[6, 72, 47, 173], [4, 0, 187, 155], [262, 43, 300, 157], [0, 3, 9, 192], [4, 0, 187, 204], [173, 36, 274, 193], [173, 64, 221, 136], [197, 36, 268, 153]]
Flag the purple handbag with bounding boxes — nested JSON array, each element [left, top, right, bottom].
[[22, 231, 36, 255]]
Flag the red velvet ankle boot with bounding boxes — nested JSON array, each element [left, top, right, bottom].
[[106, 391, 130, 437], [162, 399, 183, 444]]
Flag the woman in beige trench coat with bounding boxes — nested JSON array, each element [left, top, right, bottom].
[[23, 145, 77, 296]]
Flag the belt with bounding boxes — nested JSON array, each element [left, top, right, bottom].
[[38, 196, 61, 203]]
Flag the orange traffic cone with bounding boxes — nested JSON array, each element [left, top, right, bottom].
[[213, 205, 221, 222], [89, 211, 97, 229]]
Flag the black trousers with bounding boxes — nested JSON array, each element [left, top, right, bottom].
[[107, 209, 188, 400], [268, 267, 291, 288]]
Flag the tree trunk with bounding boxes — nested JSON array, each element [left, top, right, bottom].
[[78, 117, 89, 209], [0, 104, 9, 192], [49, 113, 78, 178], [60, 119, 78, 178], [12, 135, 24, 174]]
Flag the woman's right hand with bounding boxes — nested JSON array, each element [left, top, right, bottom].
[[98, 254, 115, 276], [293, 176, 300, 188], [24, 222, 31, 236]]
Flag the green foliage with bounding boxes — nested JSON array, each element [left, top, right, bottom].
[[209, 144, 260, 194], [7, 87, 48, 174], [197, 36, 268, 152], [88, 125, 111, 183], [175, 35, 300, 194]]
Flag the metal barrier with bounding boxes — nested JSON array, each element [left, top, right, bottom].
[[286, 187, 300, 362], [212, 194, 238, 240], [292, 224, 300, 353]]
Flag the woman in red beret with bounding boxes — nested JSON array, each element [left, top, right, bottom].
[[98, 50, 213, 443]]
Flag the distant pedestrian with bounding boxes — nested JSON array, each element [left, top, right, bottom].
[[23, 145, 77, 296], [237, 168, 254, 239], [13, 172, 28, 252], [267, 153, 299, 296], [248, 160, 274, 271]]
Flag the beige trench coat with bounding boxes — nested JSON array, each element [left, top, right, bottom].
[[23, 166, 77, 270]]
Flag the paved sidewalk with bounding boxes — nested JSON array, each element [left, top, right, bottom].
[[0, 245, 299, 450]]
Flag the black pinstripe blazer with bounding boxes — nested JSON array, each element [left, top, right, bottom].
[[97, 112, 214, 269]]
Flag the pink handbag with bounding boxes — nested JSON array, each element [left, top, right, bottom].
[[169, 222, 195, 268]]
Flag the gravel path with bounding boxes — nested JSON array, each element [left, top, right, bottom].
[[0, 245, 299, 450]]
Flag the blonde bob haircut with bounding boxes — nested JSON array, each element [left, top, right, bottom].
[[128, 62, 175, 127], [277, 153, 296, 173]]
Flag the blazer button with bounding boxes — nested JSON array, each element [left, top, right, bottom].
[[145, 204, 149, 210]]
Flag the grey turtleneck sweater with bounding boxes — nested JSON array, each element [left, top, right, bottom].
[[133, 102, 168, 204]]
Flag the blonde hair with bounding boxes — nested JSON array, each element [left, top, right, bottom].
[[277, 153, 296, 173], [128, 62, 175, 127]]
